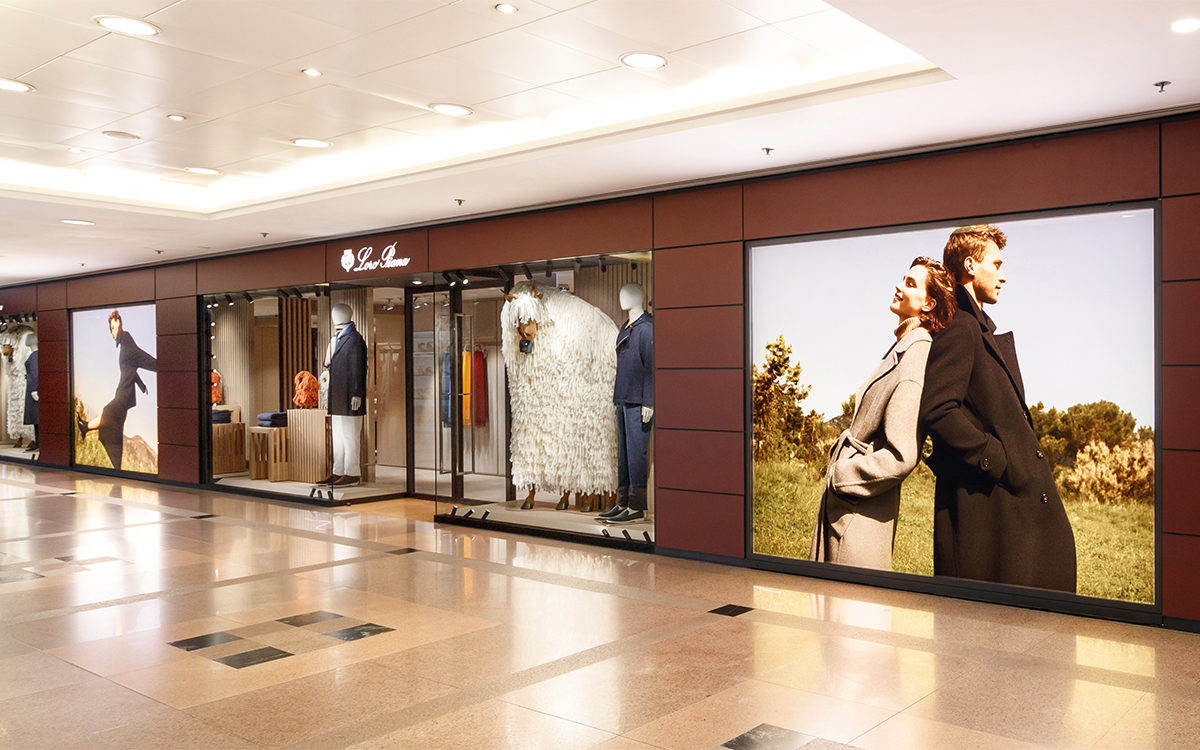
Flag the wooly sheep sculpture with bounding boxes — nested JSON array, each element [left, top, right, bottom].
[[501, 280, 619, 511]]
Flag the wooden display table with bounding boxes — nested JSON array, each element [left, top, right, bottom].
[[249, 426, 288, 482], [287, 408, 330, 484], [212, 422, 247, 475]]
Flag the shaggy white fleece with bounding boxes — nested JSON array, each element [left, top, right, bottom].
[[501, 281, 619, 495]]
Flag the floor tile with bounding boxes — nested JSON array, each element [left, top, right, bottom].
[[215, 646, 293, 669], [0, 648, 99, 700]]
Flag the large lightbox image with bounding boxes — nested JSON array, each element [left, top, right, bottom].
[[750, 209, 1156, 603], [72, 304, 159, 475]]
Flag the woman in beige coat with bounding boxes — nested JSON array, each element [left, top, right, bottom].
[[810, 257, 957, 570]]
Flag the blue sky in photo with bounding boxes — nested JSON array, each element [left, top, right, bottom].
[[751, 208, 1156, 428]]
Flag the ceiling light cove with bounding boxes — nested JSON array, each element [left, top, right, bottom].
[[1173, 18, 1200, 33], [60, 219, 95, 226], [166, 114, 187, 121], [0, 78, 35, 93], [495, 4, 518, 13], [291, 138, 331, 148], [66, 147, 85, 154], [93, 15, 160, 36], [185, 167, 221, 175], [620, 52, 668, 69], [102, 130, 140, 140], [302, 68, 322, 77], [430, 103, 474, 116]]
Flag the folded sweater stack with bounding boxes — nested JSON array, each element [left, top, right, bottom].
[[212, 409, 232, 424], [257, 412, 287, 428]]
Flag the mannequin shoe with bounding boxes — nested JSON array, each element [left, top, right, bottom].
[[597, 503, 626, 519], [330, 475, 360, 487], [604, 508, 645, 525], [316, 474, 342, 486]]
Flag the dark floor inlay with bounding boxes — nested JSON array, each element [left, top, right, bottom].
[[192, 514, 217, 519], [0, 571, 43, 584], [722, 723, 813, 750], [169, 631, 242, 651], [215, 646, 292, 669], [710, 604, 754, 617], [387, 547, 417, 555], [326, 623, 395, 641], [0, 562, 31, 572], [278, 610, 343, 627], [55, 555, 77, 562]]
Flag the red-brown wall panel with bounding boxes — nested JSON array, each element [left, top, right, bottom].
[[1163, 280, 1200, 365], [157, 371, 199, 410], [1162, 450, 1200, 536], [67, 269, 156, 309], [156, 263, 197, 299], [158, 443, 200, 484], [0, 286, 37, 314], [1164, 533, 1200, 620], [37, 309, 68, 342], [38, 433, 68, 467], [745, 125, 1160, 240], [654, 185, 743, 249], [429, 198, 652, 270], [157, 334, 198, 373], [656, 428, 745, 496], [38, 340, 67, 372], [654, 488, 745, 558], [654, 243, 743, 309], [37, 370, 67, 404], [159, 408, 199, 448], [37, 402, 68, 436], [1163, 367, 1200, 450], [157, 297, 198, 336], [1163, 118, 1200, 197], [655, 369, 744, 432], [196, 244, 326, 295], [37, 282, 66, 311], [1163, 195, 1200, 282], [655, 306, 743, 369]]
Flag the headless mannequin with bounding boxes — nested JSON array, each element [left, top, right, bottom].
[[600, 283, 653, 523], [322, 304, 367, 486], [24, 331, 39, 453], [619, 285, 653, 424]]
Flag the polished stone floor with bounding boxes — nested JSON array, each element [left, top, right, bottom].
[[1, 462, 1197, 750]]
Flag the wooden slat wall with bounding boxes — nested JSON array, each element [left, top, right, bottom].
[[278, 297, 313, 407]]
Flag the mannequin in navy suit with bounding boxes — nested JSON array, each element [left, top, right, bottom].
[[599, 283, 653, 525], [321, 304, 367, 486]]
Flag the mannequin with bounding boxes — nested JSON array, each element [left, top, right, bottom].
[[23, 331, 38, 453], [599, 283, 653, 524], [321, 304, 367, 486]]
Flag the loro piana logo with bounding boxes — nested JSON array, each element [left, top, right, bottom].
[[340, 249, 355, 272], [337, 241, 412, 274]]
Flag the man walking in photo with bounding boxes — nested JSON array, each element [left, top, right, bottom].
[[920, 225, 1076, 592]]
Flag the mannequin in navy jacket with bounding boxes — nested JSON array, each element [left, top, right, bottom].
[[601, 283, 654, 524], [321, 304, 367, 486]]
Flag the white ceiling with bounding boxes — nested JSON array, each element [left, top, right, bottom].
[[0, 0, 1198, 286]]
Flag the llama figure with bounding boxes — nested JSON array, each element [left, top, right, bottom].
[[501, 280, 619, 510]]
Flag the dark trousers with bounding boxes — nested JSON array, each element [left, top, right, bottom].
[[616, 403, 651, 511]]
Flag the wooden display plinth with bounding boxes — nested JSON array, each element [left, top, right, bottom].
[[249, 426, 288, 482], [212, 422, 247, 475], [287, 408, 330, 484]]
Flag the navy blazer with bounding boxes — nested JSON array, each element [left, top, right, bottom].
[[23, 350, 38, 425], [614, 313, 653, 406], [328, 323, 367, 417]]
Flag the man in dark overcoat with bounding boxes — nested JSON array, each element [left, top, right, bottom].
[[919, 225, 1076, 592]]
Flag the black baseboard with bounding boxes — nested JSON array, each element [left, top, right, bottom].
[[437, 512, 653, 552]]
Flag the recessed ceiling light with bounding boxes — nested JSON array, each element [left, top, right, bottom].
[[412, 279, 423, 285], [495, 4, 518, 13], [302, 68, 322, 77], [166, 114, 187, 121], [60, 219, 95, 226], [429, 103, 474, 117], [0, 77, 35, 93], [93, 15, 160, 36], [102, 130, 140, 140], [185, 167, 221, 175], [67, 147, 86, 154], [1173, 18, 1200, 33], [290, 138, 330, 148], [620, 52, 668, 69]]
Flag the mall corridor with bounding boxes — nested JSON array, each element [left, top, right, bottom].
[[0, 461, 1195, 750]]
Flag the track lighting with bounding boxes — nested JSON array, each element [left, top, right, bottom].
[[521, 264, 533, 280]]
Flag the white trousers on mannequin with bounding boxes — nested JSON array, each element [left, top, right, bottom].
[[331, 415, 362, 477]]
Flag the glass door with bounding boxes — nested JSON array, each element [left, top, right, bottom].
[[410, 288, 453, 499]]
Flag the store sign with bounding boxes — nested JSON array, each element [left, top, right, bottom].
[[338, 241, 412, 274]]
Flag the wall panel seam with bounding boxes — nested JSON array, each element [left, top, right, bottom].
[[656, 487, 744, 497], [655, 303, 744, 310]]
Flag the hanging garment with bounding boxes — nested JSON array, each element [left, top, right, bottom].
[[473, 348, 488, 427], [211, 370, 223, 404], [462, 353, 472, 426], [441, 352, 453, 426], [293, 370, 319, 408]]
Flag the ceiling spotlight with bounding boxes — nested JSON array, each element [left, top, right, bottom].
[[166, 114, 187, 121], [93, 15, 160, 36], [620, 52, 668, 69], [495, 3, 518, 12], [429, 103, 474, 117], [302, 68, 322, 77], [0, 78, 35, 93], [185, 167, 221, 175], [412, 279, 423, 285], [1172, 18, 1200, 33], [291, 138, 330, 148], [67, 147, 85, 154], [103, 130, 140, 140], [60, 219, 95, 226]]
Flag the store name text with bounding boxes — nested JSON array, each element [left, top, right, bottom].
[[340, 242, 412, 273]]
